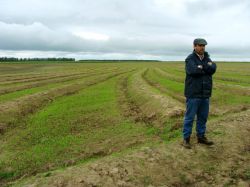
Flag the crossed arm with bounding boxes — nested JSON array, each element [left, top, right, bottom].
[[185, 57, 217, 76]]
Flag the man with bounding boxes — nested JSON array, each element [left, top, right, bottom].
[[182, 38, 217, 149]]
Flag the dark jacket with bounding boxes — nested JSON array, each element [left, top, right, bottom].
[[184, 50, 217, 98]]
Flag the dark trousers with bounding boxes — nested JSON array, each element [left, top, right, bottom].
[[183, 98, 209, 139]]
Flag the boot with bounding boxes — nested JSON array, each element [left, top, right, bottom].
[[197, 135, 214, 145], [182, 136, 191, 149]]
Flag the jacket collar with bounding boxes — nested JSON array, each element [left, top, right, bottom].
[[192, 50, 209, 58]]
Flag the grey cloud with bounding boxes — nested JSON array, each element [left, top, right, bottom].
[[0, 21, 193, 55], [0, 0, 250, 60]]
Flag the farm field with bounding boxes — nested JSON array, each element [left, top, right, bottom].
[[0, 61, 249, 186]]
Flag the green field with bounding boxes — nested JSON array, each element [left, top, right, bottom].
[[0, 61, 249, 186]]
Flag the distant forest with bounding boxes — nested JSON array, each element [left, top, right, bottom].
[[0, 58, 161, 63], [0, 57, 75, 62]]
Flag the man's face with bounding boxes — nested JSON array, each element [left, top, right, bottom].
[[194, 44, 205, 55]]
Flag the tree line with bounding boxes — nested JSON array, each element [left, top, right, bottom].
[[0, 57, 75, 62]]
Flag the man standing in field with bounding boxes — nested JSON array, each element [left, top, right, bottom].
[[182, 38, 217, 149]]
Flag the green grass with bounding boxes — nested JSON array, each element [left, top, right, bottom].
[[0, 61, 249, 185], [143, 68, 185, 102], [211, 88, 250, 105], [0, 73, 156, 181], [149, 68, 184, 93], [244, 168, 250, 180], [0, 69, 117, 103], [143, 66, 250, 114], [0, 84, 57, 103], [161, 117, 183, 143]]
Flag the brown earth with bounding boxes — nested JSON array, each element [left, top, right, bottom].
[[126, 69, 184, 127], [2, 65, 249, 187], [10, 109, 250, 187]]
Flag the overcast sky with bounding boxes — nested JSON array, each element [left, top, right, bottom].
[[0, 0, 250, 61]]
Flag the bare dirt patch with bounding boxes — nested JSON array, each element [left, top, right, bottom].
[[10, 109, 250, 187], [125, 69, 184, 127]]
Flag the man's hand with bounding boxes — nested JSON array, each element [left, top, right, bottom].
[[197, 65, 203, 69], [208, 62, 213, 66]]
